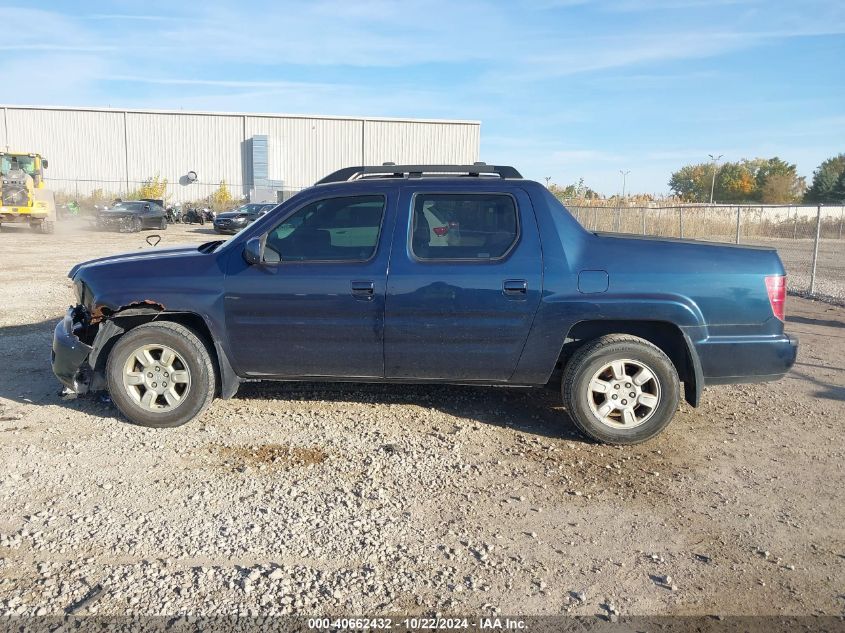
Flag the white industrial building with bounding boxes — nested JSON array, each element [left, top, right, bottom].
[[0, 105, 481, 203]]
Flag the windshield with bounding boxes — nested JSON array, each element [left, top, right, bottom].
[[234, 204, 263, 214], [0, 155, 37, 177], [110, 201, 145, 212]]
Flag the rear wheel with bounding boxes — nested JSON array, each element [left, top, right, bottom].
[[106, 322, 216, 428], [158, 217, 167, 230], [40, 221, 55, 234], [561, 334, 680, 444]]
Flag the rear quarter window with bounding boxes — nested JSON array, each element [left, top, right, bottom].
[[410, 193, 519, 260]]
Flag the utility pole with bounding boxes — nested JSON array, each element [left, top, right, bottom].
[[708, 153, 723, 204], [544, 176, 552, 188], [616, 170, 630, 232]]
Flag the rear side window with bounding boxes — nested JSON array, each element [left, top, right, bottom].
[[265, 195, 385, 262], [411, 193, 518, 260]]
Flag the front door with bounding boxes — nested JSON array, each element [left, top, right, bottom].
[[385, 186, 543, 381], [224, 189, 395, 378]]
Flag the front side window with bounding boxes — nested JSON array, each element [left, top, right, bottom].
[[411, 193, 518, 260], [264, 195, 385, 263]]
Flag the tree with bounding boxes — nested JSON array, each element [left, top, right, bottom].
[[670, 157, 805, 203], [133, 174, 168, 201], [668, 164, 711, 202], [715, 162, 756, 202], [830, 170, 845, 204], [549, 178, 600, 200], [210, 180, 234, 211], [804, 154, 845, 203], [760, 172, 805, 203]]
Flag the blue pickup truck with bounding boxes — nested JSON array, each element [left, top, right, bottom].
[[52, 164, 797, 444]]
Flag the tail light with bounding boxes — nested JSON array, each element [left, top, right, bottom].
[[765, 275, 785, 321], [433, 226, 449, 237]]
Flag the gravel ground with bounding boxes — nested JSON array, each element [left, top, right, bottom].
[[0, 221, 843, 617]]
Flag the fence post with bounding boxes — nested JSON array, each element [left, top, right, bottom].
[[839, 207, 843, 240], [792, 206, 798, 239], [641, 207, 646, 235], [735, 206, 741, 244], [679, 207, 684, 238], [809, 205, 822, 295]]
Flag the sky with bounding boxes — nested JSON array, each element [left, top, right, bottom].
[[2, 0, 843, 196]]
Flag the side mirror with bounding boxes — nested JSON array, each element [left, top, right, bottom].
[[243, 237, 264, 265], [42, 159, 49, 169]]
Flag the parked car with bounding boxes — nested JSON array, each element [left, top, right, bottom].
[[213, 203, 277, 234], [52, 164, 797, 444], [96, 200, 167, 232]]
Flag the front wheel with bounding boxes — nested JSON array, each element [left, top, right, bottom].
[[106, 322, 216, 428], [561, 334, 680, 444]]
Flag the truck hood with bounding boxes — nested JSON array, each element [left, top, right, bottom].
[[68, 243, 216, 279]]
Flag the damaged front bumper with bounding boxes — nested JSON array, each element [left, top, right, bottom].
[[51, 306, 94, 393]]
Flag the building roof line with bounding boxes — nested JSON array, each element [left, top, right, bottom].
[[0, 104, 481, 126]]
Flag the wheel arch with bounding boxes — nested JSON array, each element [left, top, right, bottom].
[[557, 319, 703, 406], [90, 308, 239, 399]]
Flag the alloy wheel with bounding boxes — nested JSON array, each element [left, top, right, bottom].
[[122, 344, 191, 411], [586, 358, 661, 429]]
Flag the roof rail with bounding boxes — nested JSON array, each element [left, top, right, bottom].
[[315, 163, 523, 185]]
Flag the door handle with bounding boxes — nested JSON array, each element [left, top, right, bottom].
[[351, 280, 375, 300], [503, 279, 528, 297]]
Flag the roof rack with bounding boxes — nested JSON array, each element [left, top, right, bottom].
[[315, 162, 523, 185]]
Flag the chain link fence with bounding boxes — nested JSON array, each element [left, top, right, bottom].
[[563, 202, 845, 305]]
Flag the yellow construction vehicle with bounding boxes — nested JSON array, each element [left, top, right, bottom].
[[0, 151, 56, 233]]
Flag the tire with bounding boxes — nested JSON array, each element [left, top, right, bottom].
[[40, 221, 55, 234], [159, 217, 167, 230], [561, 334, 680, 444], [131, 217, 142, 233], [106, 322, 216, 428]]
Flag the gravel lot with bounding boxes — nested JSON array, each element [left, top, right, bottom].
[[0, 221, 843, 617]]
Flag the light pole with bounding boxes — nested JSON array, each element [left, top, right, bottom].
[[620, 170, 630, 200], [617, 170, 630, 232], [708, 153, 723, 204]]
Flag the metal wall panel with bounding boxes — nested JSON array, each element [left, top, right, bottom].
[[1, 106, 481, 202], [3, 107, 126, 184], [124, 111, 244, 202], [244, 116, 363, 188], [363, 120, 480, 165]]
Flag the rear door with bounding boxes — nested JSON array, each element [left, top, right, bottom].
[[384, 183, 543, 381]]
